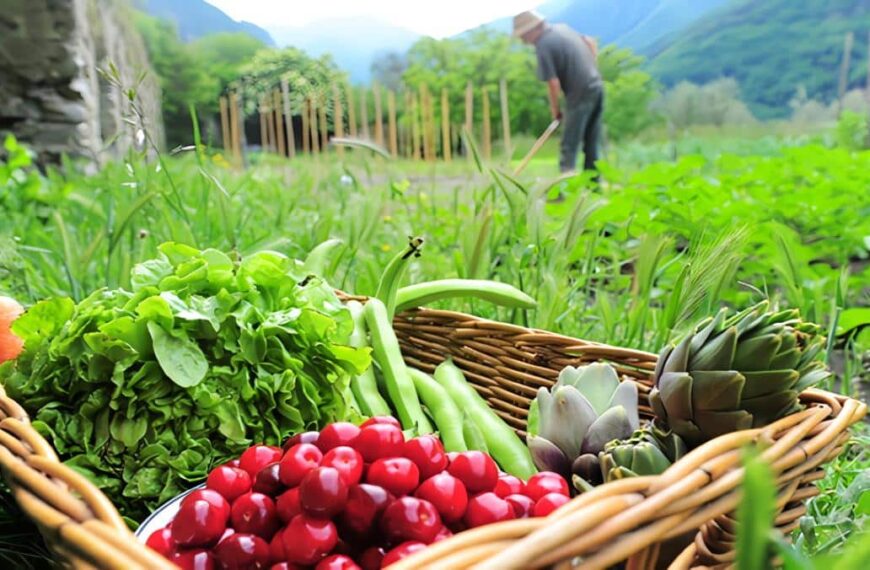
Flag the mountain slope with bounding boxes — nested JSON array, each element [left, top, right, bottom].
[[135, 0, 274, 45], [647, 0, 870, 119]]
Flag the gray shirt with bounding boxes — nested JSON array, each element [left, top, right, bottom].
[[535, 23, 602, 104]]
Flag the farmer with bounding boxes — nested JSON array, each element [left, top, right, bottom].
[[513, 10, 603, 175]]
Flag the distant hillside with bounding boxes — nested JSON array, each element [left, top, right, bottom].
[[135, 0, 274, 45], [269, 17, 419, 83], [647, 0, 870, 119]]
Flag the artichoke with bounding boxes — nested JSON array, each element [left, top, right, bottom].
[[598, 425, 687, 484], [650, 302, 830, 447], [526, 363, 640, 482]]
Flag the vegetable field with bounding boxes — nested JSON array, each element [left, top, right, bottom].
[[1, 129, 869, 568]]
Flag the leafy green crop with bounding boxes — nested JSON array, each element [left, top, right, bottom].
[[0, 242, 370, 521]]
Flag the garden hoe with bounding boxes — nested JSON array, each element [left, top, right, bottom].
[[513, 119, 560, 175]]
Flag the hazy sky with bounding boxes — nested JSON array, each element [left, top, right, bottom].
[[204, 0, 540, 38]]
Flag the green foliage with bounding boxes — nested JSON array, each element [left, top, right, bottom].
[[596, 45, 661, 141], [647, 0, 870, 119], [654, 78, 756, 129], [736, 446, 777, 570], [836, 111, 869, 150]]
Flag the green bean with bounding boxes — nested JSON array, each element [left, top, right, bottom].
[[434, 359, 537, 479], [461, 411, 488, 453], [408, 368, 467, 452], [375, 237, 423, 320], [346, 300, 391, 417], [395, 279, 537, 313], [364, 298, 433, 434], [302, 238, 344, 277]]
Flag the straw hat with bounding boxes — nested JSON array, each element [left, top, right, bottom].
[[512, 10, 545, 37]]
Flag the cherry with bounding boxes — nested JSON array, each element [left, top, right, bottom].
[[357, 547, 385, 570], [505, 494, 535, 518], [317, 422, 361, 452], [366, 457, 419, 497], [145, 527, 175, 557], [231, 492, 280, 540], [253, 462, 285, 496], [282, 514, 338, 565], [340, 483, 393, 535], [353, 424, 404, 462], [225, 459, 242, 469], [402, 435, 448, 480], [219, 527, 237, 544], [381, 497, 442, 544], [525, 472, 570, 501], [321, 446, 364, 485], [282, 431, 320, 452], [276, 487, 302, 523], [270, 564, 304, 570], [171, 498, 227, 547], [533, 492, 570, 517], [170, 549, 216, 570], [314, 554, 362, 570], [447, 451, 498, 494], [239, 445, 283, 478], [300, 466, 349, 518], [181, 489, 231, 524], [493, 474, 525, 498], [214, 533, 271, 570], [279, 443, 323, 487], [359, 416, 401, 429], [269, 528, 287, 562], [381, 541, 426, 568], [464, 492, 515, 528], [433, 525, 453, 542], [207, 466, 253, 503], [414, 472, 468, 523]]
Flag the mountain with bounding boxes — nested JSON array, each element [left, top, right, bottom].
[[459, 0, 730, 53], [268, 17, 420, 83], [135, 0, 274, 45], [646, 0, 870, 119]]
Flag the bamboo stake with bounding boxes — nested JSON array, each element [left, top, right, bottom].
[[401, 90, 411, 157], [333, 83, 344, 157], [387, 90, 398, 157], [267, 97, 277, 153], [411, 92, 421, 161], [219, 95, 230, 153], [318, 94, 328, 152], [464, 81, 473, 158], [281, 78, 296, 158], [426, 87, 437, 161], [441, 88, 451, 162], [302, 97, 310, 154], [360, 89, 370, 138], [310, 97, 320, 154], [373, 83, 384, 147], [419, 85, 431, 161], [838, 31, 854, 115], [482, 85, 492, 160], [259, 98, 269, 151], [499, 78, 511, 156], [273, 90, 285, 157], [228, 91, 241, 164], [346, 83, 357, 137]]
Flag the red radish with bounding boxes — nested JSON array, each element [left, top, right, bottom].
[[359, 416, 401, 429], [314, 554, 362, 570], [464, 492, 515, 528], [321, 446, 364, 485], [0, 296, 23, 364], [493, 475, 525, 498], [525, 472, 569, 501], [447, 451, 498, 494], [414, 472, 468, 523], [239, 445, 283, 478], [353, 424, 405, 462], [317, 422, 361, 452], [366, 457, 419, 496], [299, 467, 349, 518], [533, 492, 570, 517], [279, 443, 323, 487], [171, 499, 227, 547], [170, 549, 215, 570], [214, 533, 270, 569], [381, 541, 426, 568], [230, 492, 280, 540], [402, 435, 448, 480], [505, 494, 535, 518], [381, 497, 442, 544], [282, 515, 338, 565], [145, 527, 175, 557], [207, 466, 252, 502]]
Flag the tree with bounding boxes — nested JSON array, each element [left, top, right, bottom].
[[596, 46, 661, 141], [371, 51, 407, 92], [654, 78, 756, 129]]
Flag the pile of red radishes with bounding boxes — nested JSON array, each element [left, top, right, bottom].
[[146, 417, 570, 570]]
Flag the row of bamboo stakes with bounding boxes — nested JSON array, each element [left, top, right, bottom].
[[218, 79, 513, 164]]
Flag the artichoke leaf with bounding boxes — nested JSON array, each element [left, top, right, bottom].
[[527, 435, 571, 480], [731, 333, 782, 371], [546, 386, 597, 458], [689, 326, 738, 371], [690, 370, 745, 412], [693, 410, 753, 442], [581, 406, 634, 454], [657, 372, 694, 423], [741, 370, 799, 398], [607, 380, 640, 431]]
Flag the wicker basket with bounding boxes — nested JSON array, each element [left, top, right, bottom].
[[0, 308, 865, 570]]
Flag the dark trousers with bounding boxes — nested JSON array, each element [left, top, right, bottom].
[[560, 88, 604, 173]]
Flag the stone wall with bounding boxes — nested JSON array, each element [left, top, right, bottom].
[[0, 0, 163, 166]]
